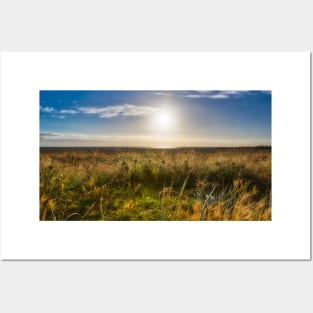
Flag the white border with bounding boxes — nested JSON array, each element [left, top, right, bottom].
[[0, 52, 310, 260]]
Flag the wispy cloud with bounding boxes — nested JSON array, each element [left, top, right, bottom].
[[184, 94, 203, 98], [223, 91, 242, 94], [184, 91, 230, 99], [51, 114, 67, 119], [40, 107, 78, 117], [40, 103, 163, 119], [40, 132, 62, 139], [40, 132, 60, 137], [79, 104, 162, 119], [40, 106, 55, 112], [60, 109, 79, 114], [153, 92, 171, 96], [222, 90, 271, 96], [209, 94, 229, 99], [40, 133, 190, 147], [183, 90, 265, 99]]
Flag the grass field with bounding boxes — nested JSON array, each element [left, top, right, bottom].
[[40, 147, 271, 221]]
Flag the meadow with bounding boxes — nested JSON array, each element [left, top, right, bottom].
[[40, 147, 271, 221]]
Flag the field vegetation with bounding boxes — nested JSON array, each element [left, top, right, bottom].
[[40, 147, 271, 221]]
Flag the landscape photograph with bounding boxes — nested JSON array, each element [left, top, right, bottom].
[[40, 90, 271, 221]]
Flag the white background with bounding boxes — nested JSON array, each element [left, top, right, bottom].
[[1, 52, 310, 260], [0, 1, 312, 313]]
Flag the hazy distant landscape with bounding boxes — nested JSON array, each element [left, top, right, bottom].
[[40, 90, 271, 221]]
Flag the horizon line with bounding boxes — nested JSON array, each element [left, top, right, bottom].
[[40, 145, 272, 149]]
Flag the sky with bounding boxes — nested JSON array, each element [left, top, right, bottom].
[[40, 90, 271, 147]]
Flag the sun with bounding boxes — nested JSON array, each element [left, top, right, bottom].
[[158, 112, 170, 126], [154, 110, 174, 131]]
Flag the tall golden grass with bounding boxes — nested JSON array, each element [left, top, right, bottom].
[[40, 148, 271, 221]]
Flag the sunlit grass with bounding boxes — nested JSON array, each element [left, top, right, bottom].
[[40, 148, 271, 221]]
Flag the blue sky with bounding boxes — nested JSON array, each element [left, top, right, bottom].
[[40, 90, 271, 147]]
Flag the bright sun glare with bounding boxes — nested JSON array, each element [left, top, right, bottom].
[[154, 110, 174, 131]]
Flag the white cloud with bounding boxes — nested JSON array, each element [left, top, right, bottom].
[[40, 132, 61, 137], [223, 91, 242, 94], [184, 92, 229, 99], [40, 106, 55, 112], [209, 94, 229, 99], [153, 92, 171, 96], [184, 94, 202, 98], [222, 90, 271, 96], [40, 132, 64, 140], [183, 90, 258, 99], [79, 104, 162, 119], [40, 133, 186, 147], [51, 114, 66, 119], [59, 109, 79, 114]]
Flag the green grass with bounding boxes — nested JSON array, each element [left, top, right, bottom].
[[40, 148, 271, 221]]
